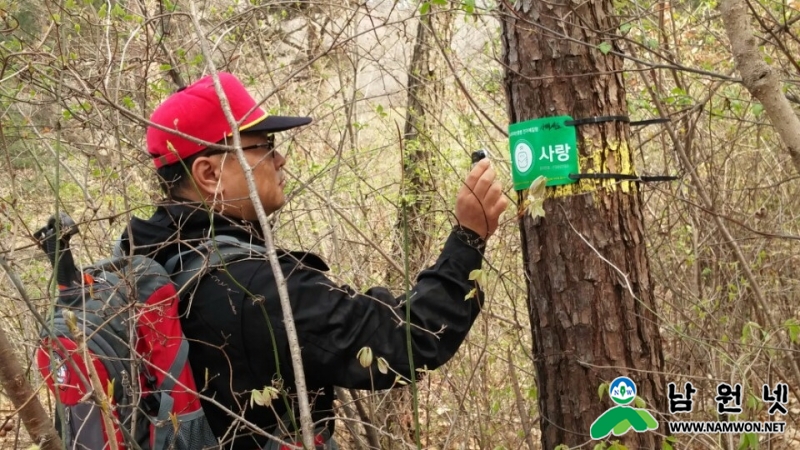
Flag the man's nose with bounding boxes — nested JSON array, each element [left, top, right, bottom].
[[274, 151, 286, 169]]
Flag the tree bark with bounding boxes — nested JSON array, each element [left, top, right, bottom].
[[0, 323, 62, 450], [500, 0, 666, 448], [720, 0, 800, 175], [395, 9, 450, 273]]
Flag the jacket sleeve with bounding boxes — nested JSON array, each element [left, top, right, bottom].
[[239, 228, 486, 390]]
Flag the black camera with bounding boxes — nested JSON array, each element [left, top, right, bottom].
[[471, 149, 489, 166]]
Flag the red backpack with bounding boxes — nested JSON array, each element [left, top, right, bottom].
[[34, 215, 217, 449]]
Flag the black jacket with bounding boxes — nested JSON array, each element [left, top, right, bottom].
[[121, 203, 485, 448]]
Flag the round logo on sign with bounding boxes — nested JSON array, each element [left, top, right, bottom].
[[515, 142, 533, 173]]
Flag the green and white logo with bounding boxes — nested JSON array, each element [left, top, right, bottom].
[[590, 376, 658, 440]]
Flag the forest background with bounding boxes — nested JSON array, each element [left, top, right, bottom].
[[0, 0, 799, 448]]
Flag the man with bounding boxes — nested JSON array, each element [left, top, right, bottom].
[[120, 73, 508, 448]]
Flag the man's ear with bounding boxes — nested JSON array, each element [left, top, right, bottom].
[[189, 156, 223, 198]]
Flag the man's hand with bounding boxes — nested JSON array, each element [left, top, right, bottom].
[[455, 159, 509, 239]]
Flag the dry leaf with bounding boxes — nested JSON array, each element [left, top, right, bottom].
[[465, 287, 477, 300], [250, 386, 279, 408], [377, 357, 389, 375], [526, 175, 548, 219], [170, 412, 179, 432]]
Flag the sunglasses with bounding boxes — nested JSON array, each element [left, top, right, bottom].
[[205, 134, 276, 157]]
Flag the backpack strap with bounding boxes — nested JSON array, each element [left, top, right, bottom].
[[165, 235, 268, 291], [151, 236, 265, 449], [151, 338, 190, 450]]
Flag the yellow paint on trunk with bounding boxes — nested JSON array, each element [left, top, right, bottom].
[[550, 139, 637, 199]]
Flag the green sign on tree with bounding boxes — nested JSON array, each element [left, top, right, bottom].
[[509, 116, 579, 189]]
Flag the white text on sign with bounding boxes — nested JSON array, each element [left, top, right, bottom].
[[540, 144, 571, 162]]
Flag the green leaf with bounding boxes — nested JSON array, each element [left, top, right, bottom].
[[746, 392, 760, 410], [598, 42, 612, 54], [468, 269, 488, 287], [634, 395, 646, 408], [619, 23, 632, 33], [598, 382, 608, 400], [431, 0, 447, 4], [419, 1, 430, 14], [462, 0, 476, 14], [738, 432, 758, 450], [553, 445, 570, 450], [751, 103, 764, 116], [465, 287, 478, 300], [121, 96, 135, 109], [662, 441, 673, 450], [527, 385, 538, 400], [741, 321, 761, 344], [785, 319, 800, 343], [594, 443, 608, 450]]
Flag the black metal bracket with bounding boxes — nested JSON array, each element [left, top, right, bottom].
[[563, 116, 670, 128], [568, 173, 680, 182], [559, 116, 674, 183]]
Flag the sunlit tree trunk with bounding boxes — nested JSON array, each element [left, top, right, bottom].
[[500, 0, 666, 448], [720, 0, 800, 175]]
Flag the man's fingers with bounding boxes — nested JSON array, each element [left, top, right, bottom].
[[470, 164, 497, 200], [464, 159, 491, 189], [483, 182, 504, 211], [495, 194, 509, 216]]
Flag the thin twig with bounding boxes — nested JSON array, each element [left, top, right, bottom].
[[187, 2, 315, 447]]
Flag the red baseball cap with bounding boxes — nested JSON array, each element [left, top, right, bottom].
[[147, 73, 312, 168]]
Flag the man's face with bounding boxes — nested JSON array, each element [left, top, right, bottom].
[[215, 131, 287, 221]]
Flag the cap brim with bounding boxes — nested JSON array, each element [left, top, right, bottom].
[[246, 115, 312, 133]]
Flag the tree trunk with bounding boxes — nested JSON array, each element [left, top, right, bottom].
[[0, 323, 62, 450], [393, 8, 452, 276], [500, 0, 666, 448], [719, 0, 800, 175], [379, 8, 453, 449]]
